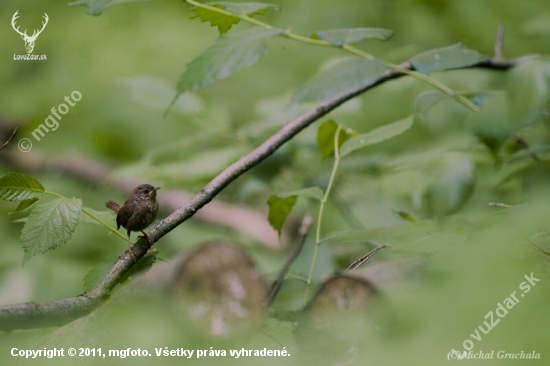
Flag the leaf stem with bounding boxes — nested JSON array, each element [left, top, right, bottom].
[[304, 125, 342, 306], [81, 207, 131, 243]]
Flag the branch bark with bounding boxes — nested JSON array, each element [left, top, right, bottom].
[[0, 57, 517, 331]]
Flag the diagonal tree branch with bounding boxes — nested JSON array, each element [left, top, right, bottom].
[[0, 57, 517, 332]]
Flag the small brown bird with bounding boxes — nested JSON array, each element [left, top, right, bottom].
[[105, 184, 160, 260]]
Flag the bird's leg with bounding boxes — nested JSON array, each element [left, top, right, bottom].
[[126, 231, 137, 262], [138, 231, 154, 245]]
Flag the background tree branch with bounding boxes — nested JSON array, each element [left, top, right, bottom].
[[0, 57, 517, 332]]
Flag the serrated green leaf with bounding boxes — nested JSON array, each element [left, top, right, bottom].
[[410, 43, 483, 74], [292, 57, 388, 104], [317, 120, 353, 161], [191, 4, 241, 34], [80, 207, 116, 225], [277, 187, 325, 201], [83, 255, 120, 292], [312, 27, 393, 46], [0, 172, 45, 202], [9, 198, 40, 215], [267, 194, 297, 236], [21, 198, 82, 265], [191, 2, 280, 34], [426, 154, 475, 216], [177, 27, 282, 93], [68, 0, 148, 16], [340, 115, 413, 157]]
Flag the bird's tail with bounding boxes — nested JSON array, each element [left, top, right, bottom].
[[105, 200, 121, 213]]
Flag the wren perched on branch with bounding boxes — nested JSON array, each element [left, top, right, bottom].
[[105, 184, 160, 260]]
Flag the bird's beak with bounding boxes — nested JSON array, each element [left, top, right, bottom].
[[150, 187, 160, 196]]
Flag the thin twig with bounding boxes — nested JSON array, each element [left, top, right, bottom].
[[346, 244, 389, 272], [495, 23, 505, 61], [0, 56, 518, 331], [267, 215, 313, 306], [0, 127, 17, 151]]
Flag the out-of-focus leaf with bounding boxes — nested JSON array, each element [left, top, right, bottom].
[[414, 91, 449, 114], [83, 255, 119, 291], [426, 153, 475, 216], [80, 207, 116, 226], [529, 231, 550, 255], [340, 115, 413, 157], [267, 187, 323, 236], [292, 57, 387, 104], [68, 0, 148, 16], [177, 27, 282, 93], [191, 2, 280, 34], [466, 92, 515, 154], [312, 27, 394, 46], [317, 120, 354, 161], [277, 187, 324, 201], [9, 198, 40, 215], [267, 194, 297, 236], [21, 198, 82, 265], [507, 57, 550, 121], [0, 173, 45, 202], [119, 76, 204, 115], [410, 43, 483, 74]]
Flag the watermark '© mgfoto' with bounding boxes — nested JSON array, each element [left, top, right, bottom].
[[447, 272, 540, 360], [18, 91, 82, 152]]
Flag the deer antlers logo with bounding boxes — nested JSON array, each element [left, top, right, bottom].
[[11, 11, 49, 54]]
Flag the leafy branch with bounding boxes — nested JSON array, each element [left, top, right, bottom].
[[183, 0, 480, 111]]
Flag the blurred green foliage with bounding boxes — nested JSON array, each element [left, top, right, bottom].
[[1, 0, 550, 365]]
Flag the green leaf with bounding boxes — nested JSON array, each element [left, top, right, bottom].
[[317, 120, 353, 161], [267, 187, 324, 235], [465, 92, 515, 154], [177, 27, 282, 93], [277, 187, 325, 201], [410, 43, 483, 74], [9, 198, 40, 215], [191, 2, 280, 34], [340, 115, 413, 157], [529, 231, 550, 255], [68, 0, 148, 16], [80, 207, 116, 225], [414, 91, 449, 114], [426, 154, 475, 216], [312, 27, 394, 46], [507, 57, 550, 121], [215, 2, 280, 15], [83, 255, 120, 292], [191, 4, 240, 34], [267, 195, 297, 236], [120, 251, 159, 283], [0, 172, 45, 202], [21, 198, 82, 265], [292, 57, 388, 104]]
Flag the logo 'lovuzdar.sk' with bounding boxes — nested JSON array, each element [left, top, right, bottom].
[[11, 10, 48, 59]]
